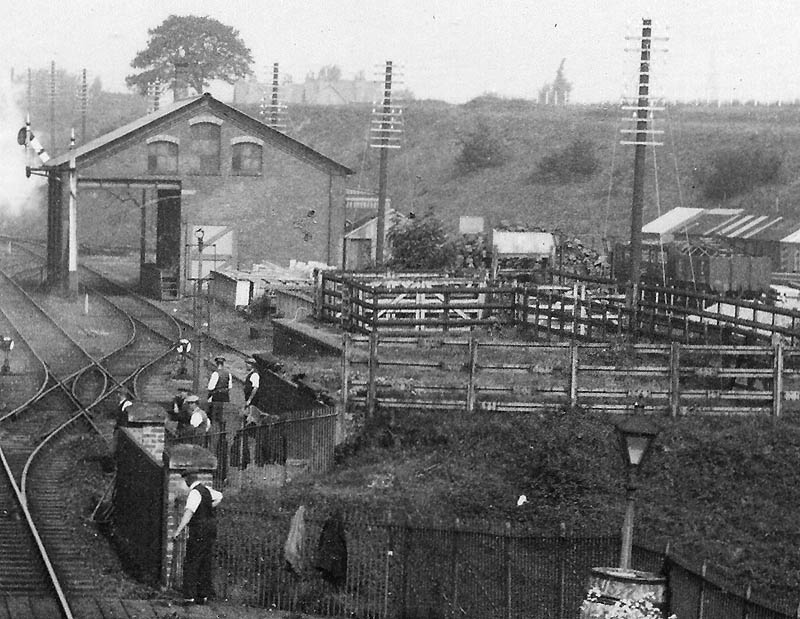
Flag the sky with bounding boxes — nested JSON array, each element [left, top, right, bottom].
[[3, 0, 800, 105]]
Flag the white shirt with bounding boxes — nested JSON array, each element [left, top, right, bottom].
[[207, 368, 232, 391], [247, 371, 260, 390], [190, 408, 211, 431], [185, 481, 223, 513]]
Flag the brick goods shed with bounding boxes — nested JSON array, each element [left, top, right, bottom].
[[41, 93, 352, 297]]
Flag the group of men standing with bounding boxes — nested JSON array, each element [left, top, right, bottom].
[[168, 355, 261, 606], [112, 353, 265, 607], [168, 355, 261, 435]]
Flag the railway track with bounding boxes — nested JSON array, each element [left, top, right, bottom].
[[0, 246, 184, 617]]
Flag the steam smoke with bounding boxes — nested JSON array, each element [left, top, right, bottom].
[[0, 68, 44, 218]]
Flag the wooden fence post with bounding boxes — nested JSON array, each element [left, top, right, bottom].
[[341, 278, 350, 331], [443, 290, 450, 332], [669, 341, 681, 417], [367, 329, 379, 419], [466, 333, 478, 413], [341, 332, 350, 414], [773, 339, 784, 417], [569, 342, 579, 409], [521, 287, 530, 332], [314, 268, 324, 320]]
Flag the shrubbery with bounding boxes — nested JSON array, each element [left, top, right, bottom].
[[453, 121, 507, 175], [698, 145, 782, 199], [387, 208, 456, 270], [532, 138, 599, 183]]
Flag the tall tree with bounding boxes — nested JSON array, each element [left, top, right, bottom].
[[126, 15, 253, 96]]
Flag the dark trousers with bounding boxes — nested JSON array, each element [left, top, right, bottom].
[[183, 530, 215, 600], [209, 400, 226, 427]]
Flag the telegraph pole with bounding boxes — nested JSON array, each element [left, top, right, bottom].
[[371, 61, 403, 268], [50, 61, 56, 153], [262, 63, 286, 132], [620, 19, 666, 339], [80, 69, 88, 144]]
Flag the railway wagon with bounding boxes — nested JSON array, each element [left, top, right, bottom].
[[613, 242, 772, 295]]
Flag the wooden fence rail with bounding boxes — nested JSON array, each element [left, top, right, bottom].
[[319, 271, 800, 346], [341, 333, 800, 417]]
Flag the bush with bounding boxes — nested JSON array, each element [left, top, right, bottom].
[[532, 138, 599, 183], [698, 145, 782, 199], [453, 121, 507, 175], [387, 208, 456, 270]]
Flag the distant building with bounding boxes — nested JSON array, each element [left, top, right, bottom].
[[234, 76, 382, 106]]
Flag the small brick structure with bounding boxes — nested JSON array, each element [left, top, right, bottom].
[[124, 402, 168, 459]]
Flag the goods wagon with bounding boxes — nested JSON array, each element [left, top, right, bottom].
[[612, 242, 772, 295]]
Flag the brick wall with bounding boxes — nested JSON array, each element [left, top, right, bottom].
[[73, 105, 347, 269], [112, 429, 164, 584]]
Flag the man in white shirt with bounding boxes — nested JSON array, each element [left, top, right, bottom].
[[242, 357, 261, 425], [173, 469, 223, 605], [206, 356, 232, 429], [186, 395, 211, 434]]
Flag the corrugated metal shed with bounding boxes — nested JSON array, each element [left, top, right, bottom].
[[641, 207, 705, 234], [679, 208, 745, 235], [643, 208, 800, 242]]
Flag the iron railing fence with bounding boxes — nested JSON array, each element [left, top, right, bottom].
[[168, 507, 800, 619], [167, 406, 337, 489]]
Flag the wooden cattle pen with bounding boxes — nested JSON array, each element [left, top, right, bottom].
[[316, 271, 800, 417], [319, 271, 800, 346]]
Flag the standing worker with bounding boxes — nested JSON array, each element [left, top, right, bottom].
[[206, 356, 232, 430], [186, 395, 211, 433], [116, 391, 134, 428], [242, 357, 261, 426], [170, 387, 193, 434], [173, 469, 223, 606], [112, 391, 134, 453]]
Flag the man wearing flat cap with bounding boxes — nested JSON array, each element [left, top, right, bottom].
[[173, 469, 223, 605], [206, 356, 232, 429], [186, 394, 211, 435]]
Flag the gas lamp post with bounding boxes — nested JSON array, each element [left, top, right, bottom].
[[615, 416, 660, 571], [192, 228, 205, 392]]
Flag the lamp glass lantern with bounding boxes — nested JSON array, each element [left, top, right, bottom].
[[616, 416, 659, 476], [614, 416, 660, 571], [195, 227, 205, 255]]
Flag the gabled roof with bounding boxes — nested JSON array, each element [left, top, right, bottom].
[[45, 93, 353, 176]]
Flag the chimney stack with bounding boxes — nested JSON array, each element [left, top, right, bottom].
[[173, 48, 189, 102]]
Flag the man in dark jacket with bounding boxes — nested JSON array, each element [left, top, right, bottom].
[[206, 356, 232, 429], [173, 469, 223, 605]]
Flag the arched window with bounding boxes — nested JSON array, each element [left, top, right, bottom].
[[190, 122, 221, 174], [231, 138, 263, 175], [147, 138, 178, 173]]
